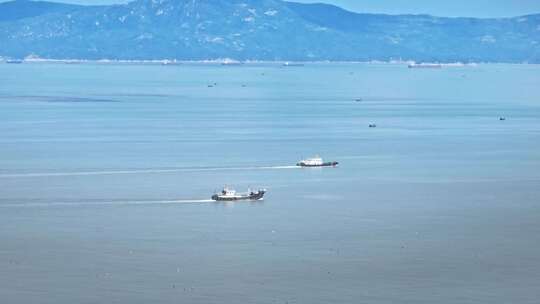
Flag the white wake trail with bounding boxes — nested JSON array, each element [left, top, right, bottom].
[[0, 169, 182, 178], [0, 199, 215, 208], [0, 165, 300, 178]]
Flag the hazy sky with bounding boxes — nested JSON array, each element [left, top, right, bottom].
[[5, 0, 540, 17], [294, 0, 540, 17]]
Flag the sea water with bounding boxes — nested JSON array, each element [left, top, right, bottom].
[[0, 62, 539, 303]]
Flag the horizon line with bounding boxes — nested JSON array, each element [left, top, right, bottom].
[[1, 0, 539, 19]]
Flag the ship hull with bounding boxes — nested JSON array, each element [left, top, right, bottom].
[[212, 191, 265, 201], [297, 162, 339, 167]]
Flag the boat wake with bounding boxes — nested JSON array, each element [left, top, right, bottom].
[[0, 165, 300, 178], [254, 165, 299, 170], [0, 199, 216, 208]]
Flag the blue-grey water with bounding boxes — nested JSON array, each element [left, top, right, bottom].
[[1, 62, 539, 303]]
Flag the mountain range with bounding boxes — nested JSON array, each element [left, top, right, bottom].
[[1, 0, 539, 62]]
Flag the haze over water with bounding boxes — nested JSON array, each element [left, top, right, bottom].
[[1, 62, 539, 303]]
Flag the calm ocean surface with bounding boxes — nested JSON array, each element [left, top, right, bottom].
[[0, 62, 539, 303]]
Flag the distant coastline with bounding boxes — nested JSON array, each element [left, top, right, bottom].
[[1, 0, 539, 64], [0, 57, 497, 66]]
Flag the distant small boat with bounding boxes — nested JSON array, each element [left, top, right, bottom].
[[161, 60, 181, 66], [221, 59, 242, 66], [283, 62, 304, 67], [212, 187, 266, 201], [499, 117, 506, 121], [5, 59, 23, 64], [408, 63, 442, 69], [355, 98, 363, 102], [297, 156, 338, 167], [369, 123, 377, 128], [221, 62, 243, 66]]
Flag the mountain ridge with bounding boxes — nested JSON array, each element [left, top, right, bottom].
[[1, 0, 539, 62]]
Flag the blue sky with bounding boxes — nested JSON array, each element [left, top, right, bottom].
[[294, 0, 540, 17], [4, 0, 540, 17]]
